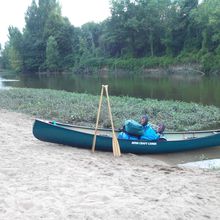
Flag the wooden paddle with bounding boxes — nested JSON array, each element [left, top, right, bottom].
[[104, 85, 121, 157], [92, 85, 121, 157]]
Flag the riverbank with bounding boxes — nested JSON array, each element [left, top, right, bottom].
[[1, 88, 220, 131], [0, 108, 220, 219]]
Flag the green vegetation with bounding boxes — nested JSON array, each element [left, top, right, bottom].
[[1, 0, 220, 74], [0, 88, 220, 131], [76, 56, 177, 73]]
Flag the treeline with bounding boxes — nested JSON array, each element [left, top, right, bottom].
[[1, 0, 220, 74]]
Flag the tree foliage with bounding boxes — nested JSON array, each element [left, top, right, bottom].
[[46, 36, 59, 71], [1, 0, 220, 74]]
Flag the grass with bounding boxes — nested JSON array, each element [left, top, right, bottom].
[[0, 88, 220, 131]]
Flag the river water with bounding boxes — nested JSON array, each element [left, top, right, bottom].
[[1, 71, 220, 107]]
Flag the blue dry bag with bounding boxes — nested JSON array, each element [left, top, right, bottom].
[[124, 119, 144, 136]]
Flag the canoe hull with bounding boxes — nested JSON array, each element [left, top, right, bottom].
[[33, 119, 220, 154]]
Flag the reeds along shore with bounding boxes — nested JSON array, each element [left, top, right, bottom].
[[0, 88, 220, 131]]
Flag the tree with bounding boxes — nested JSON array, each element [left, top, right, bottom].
[[169, 0, 198, 55], [1, 44, 10, 69], [79, 22, 102, 58], [22, 0, 64, 72], [192, 0, 220, 53], [46, 36, 59, 71], [4, 26, 24, 72], [137, 0, 172, 57], [21, 0, 44, 72], [107, 0, 171, 57], [0, 43, 2, 68], [44, 12, 77, 70]]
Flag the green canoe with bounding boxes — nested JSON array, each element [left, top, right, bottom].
[[33, 119, 220, 154]]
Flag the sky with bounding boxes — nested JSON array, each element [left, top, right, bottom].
[[0, 0, 111, 47]]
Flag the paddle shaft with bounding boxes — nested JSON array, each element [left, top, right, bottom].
[[92, 86, 104, 152]]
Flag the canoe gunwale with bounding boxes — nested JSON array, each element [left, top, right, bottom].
[[40, 118, 220, 135]]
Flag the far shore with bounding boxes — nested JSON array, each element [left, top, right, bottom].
[[0, 63, 206, 77]]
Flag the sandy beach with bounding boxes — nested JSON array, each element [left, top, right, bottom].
[[0, 109, 220, 220]]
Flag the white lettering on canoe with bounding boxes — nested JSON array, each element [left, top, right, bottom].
[[131, 141, 157, 146]]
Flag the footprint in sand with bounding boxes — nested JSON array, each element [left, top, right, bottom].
[[20, 201, 34, 210]]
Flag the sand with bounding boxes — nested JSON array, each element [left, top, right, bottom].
[[0, 109, 220, 220]]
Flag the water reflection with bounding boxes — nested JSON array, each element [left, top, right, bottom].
[[0, 76, 20, 89], [0, 77, 3, 89], [1, 72, 220, 107]]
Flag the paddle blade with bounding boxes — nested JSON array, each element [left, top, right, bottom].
[[112, 134, 121, 157]]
